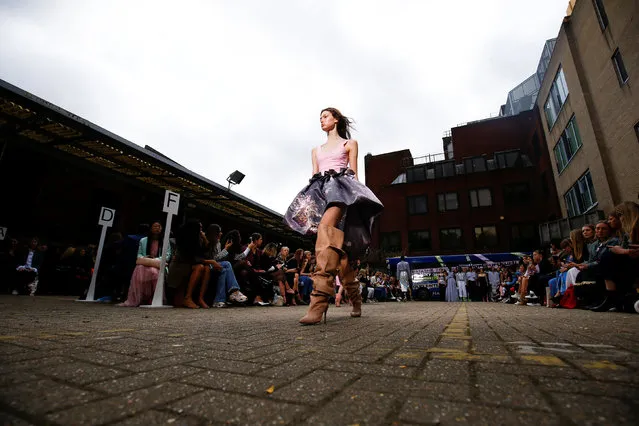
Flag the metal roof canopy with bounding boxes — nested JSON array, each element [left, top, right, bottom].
[[0, 78, 299, 239]]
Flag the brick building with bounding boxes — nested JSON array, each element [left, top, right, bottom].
[[536, 0, 639, 221], [365, 107, 561, 256]]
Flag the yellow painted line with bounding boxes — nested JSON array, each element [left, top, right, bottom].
[[166, 333, 185, 337], [59, 332, 87, 336], [98, 328, 135, 333], [432, 352, 479, 361], [394, 353, 422, 359], [440, 334, 472, 340], [581, 360, 622, 370], [520, 355, 566, 366], [37, 334, 58, 339], [426, 347, 466, 353], [0, 335, 19, 340]]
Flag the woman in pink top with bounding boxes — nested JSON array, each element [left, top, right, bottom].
[[284, 107, 383, 325]]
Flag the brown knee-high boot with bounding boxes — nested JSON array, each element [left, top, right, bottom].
[[299, 224, 344, 325], [340, 259, 362, 318]]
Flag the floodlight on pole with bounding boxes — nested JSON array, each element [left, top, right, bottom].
[[227, 170, 245, 191]]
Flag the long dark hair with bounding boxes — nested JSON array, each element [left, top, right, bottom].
[[146, 221, 164, 256], [176, 219, 202, 257], [206, 224, 221, 247], [322, 107, 354, 140], [222, 229, 242, 258]]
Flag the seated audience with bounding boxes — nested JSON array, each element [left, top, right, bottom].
[[119, 221, 171, 307]]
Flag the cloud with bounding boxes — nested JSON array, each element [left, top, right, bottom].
[[0, 0, 568, 214]]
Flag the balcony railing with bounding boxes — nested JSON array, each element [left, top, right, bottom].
[[538, 210, 605, 244], [401, 153, 446, 168]]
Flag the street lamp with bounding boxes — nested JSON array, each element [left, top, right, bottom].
[[227, 170, 245, 191]]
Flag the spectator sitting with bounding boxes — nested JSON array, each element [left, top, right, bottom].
[[297, 250, 313, 303], [607, 212, 625, 242], [228, 232, 272, 306], [582, 223, 596, 245], [203, 224, 247, 308], [487, 266, 500, 301], [288, 248, 309, 305], [262, 243, 291, 306], [592, 202, 639, 312], [114, 223, 150, 302], [14, 237, 45, 296], [118, 221, 171, 307]]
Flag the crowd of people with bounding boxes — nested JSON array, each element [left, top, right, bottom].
[[2, 201, 637, 313]]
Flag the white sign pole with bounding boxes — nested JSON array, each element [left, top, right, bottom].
[[141, 190, 179, 309], [77, 207, 115, 303], [0, 226, 7, 241]]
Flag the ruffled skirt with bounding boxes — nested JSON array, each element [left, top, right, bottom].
[[284, 169, 383, 256]]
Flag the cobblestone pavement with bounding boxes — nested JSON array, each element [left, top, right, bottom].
[[0, 296, 637, 425]]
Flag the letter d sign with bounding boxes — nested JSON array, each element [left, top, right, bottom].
[[163, 190, 180, 215], [98, 208, 115, 227]]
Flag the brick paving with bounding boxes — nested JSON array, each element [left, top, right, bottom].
[[0, 296, 637, 425]]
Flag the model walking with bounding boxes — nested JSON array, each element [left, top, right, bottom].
[[284, 107, 384, 325]]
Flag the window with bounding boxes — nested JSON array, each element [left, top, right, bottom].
[[439, 228, 463, 250], [564, 170, 597, 217], [469, 188, 492, 208], [503, 182, 530, 206], [463, 156, 487, 173], [553, 115, 583, 172], [380, 232, 402, 253], [407, 195, 428, 215], [612, 49, 629, 85], [408, 230, 431, 252], [474, 226, 498, 249], [544, 67, 569, 129], [511, 223, 537, 251], [407, 166, 426, 183], [593, 0, 609, 30], [434, 161, 456, 178], [495, 150, 522, 169], [437, 192, 459, 212]]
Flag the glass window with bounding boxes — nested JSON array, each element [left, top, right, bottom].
[[437, 192, 459, 212], [593, 0, 609, 31], [407, 195, 428, 215], [544, 67, 569, 129], [439, 228, 463, 250], [408, 230, 431, 252], [381, 232, 402, 253], [469, 188, 492, 208], [553, 115, 583, 172], [407, 166, 426, 183], [503, 182, 530, 206], [474, 226, 498, 249], [564, 170, 597, 216], [612, 48, 629, 85], [463, 156, 486, 173]]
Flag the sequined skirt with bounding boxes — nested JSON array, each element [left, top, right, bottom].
[[283, 168, 384, 255]]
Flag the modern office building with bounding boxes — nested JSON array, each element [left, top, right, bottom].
[[536, 0, 638, 225]]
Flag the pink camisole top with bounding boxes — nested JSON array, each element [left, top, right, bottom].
[[316, 140, 349, 173]]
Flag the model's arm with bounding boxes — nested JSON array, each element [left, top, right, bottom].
[[347, 140, 359, 181], [312, 148, 319, 175]]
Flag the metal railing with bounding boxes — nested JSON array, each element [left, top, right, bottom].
[[401, 152, 446, 167], [538, 210, 605, 244]]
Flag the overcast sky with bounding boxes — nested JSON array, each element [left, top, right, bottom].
[[0, 0, 568, 214]]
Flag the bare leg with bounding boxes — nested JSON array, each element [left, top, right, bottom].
[[198, 266, 211, 308], [184, 265, 203, 309]]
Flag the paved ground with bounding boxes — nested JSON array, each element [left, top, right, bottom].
[[0, 296, 638, 426]]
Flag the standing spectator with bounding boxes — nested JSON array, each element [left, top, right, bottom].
[[466, 267, 477, 301], [487, 266, 500, 301], [455, 267, 468, 301], [445, 271, 459, 302], [396, 256, 411, 301], [437, 269, 446, 301], [477, 268, 489, 302]]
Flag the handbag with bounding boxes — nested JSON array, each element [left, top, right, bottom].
[[559, 285, 577, 309]]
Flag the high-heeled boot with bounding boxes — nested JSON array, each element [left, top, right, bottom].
[[299, 224, 345, 325], [340, 259, 362, 317]]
